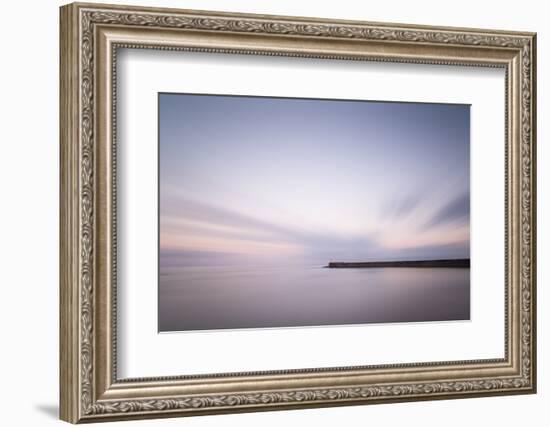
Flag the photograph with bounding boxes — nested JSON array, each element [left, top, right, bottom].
[[158, 93, 471, 332]]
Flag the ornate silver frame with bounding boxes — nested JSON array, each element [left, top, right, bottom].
[[60, 2, 537, 423]]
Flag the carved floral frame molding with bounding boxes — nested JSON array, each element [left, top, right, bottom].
[[60, 2, 536, 423]]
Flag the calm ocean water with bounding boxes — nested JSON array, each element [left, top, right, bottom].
[[159, 265, 470, 332]]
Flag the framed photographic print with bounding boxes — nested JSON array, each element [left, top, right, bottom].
[[60, 2, 537, 423]]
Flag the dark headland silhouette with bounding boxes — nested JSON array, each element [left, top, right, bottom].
[[325, 258, 470, 269]]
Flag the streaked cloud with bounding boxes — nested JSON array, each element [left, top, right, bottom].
[[425, 193, 470, 228], [159, 93, 470, 265]]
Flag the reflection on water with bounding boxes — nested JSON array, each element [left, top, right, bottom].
[[159, 265, 470, 332]]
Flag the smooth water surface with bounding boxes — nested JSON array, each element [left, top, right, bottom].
[[159, 265, 470, 332]]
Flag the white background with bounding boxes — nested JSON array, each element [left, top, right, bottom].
[[118, 50, 504, 377], [0, 0, 545, 426]]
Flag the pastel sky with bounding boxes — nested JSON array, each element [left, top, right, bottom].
[[159, 93, 470, 266]]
